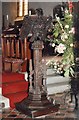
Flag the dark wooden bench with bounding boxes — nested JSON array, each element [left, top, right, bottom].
[[1, 36, 31, 72], [2, 57, 27, 72]]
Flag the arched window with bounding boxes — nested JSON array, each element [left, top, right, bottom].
[[17, 0, 28, 17], [24, 0, 28, 16]]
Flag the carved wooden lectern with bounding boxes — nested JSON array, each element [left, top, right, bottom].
[[15, 8, 59, 118]]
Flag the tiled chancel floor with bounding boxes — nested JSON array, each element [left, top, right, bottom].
[[1, 92, 79, 120]]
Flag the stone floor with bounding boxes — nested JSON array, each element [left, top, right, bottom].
[[47, 92, 79, 119], [1, 91, 79, 120]]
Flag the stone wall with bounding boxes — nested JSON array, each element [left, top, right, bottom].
[[2, 2, 17, 28], [2, 2, 61, 28], [0, 1, 2, 34], [29, 2, 61, 17]]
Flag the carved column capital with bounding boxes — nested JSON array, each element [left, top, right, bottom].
[[32, 41, 43, 50]]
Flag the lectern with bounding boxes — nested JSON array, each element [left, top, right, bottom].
[[15, 8, 59, 118]]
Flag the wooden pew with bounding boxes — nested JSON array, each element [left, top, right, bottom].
[[2, 35, 31, 72]]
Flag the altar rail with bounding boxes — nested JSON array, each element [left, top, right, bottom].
[[1, 36, 31, 72]]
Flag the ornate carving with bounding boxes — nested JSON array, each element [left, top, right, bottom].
[[15, 8, 59, 117], [32, 41, 43, 93], [32, 41, 43, 49], [20, 8, 52, 42]]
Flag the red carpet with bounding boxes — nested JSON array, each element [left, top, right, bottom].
[[2, 81, 28, 95], [2, 72, 28, 108], [2, 72, 25, 83], [4, 91, 28, 108]]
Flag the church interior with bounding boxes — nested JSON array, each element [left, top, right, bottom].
[[0, 1, 79, 119]]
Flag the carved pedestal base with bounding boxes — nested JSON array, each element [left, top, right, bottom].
[[15, 41, 59, 118], [15, 91, 60, 118]]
